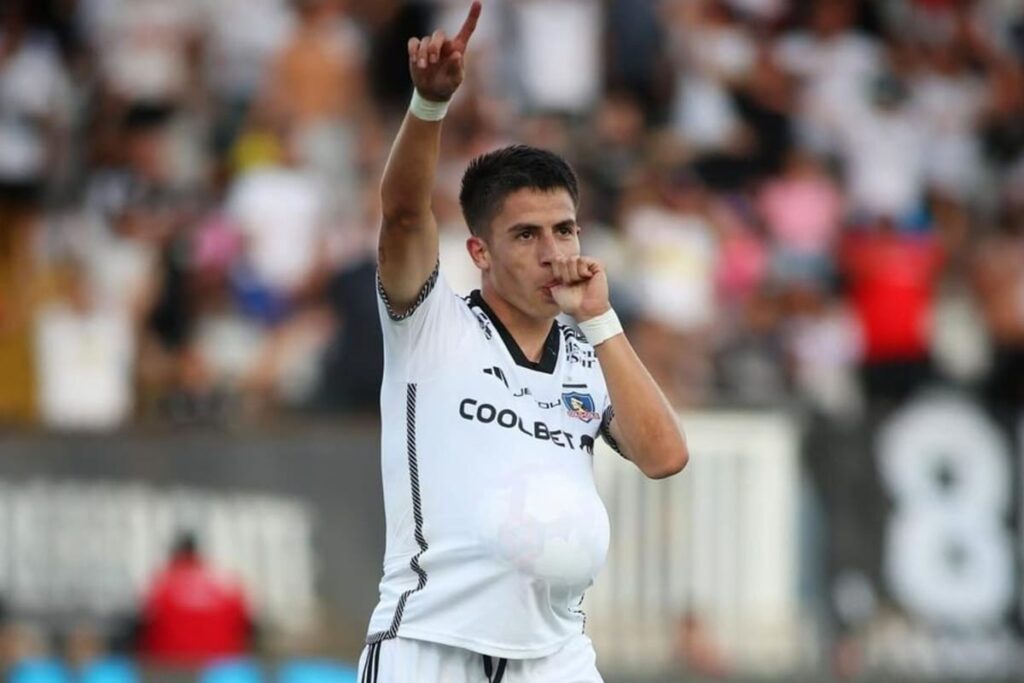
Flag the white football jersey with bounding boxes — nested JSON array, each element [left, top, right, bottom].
[[366, 266, 621, 659]]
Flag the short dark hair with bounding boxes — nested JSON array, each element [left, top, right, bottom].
[[459, 145, 579, 237]]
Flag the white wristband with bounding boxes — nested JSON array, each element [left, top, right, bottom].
[[578, 308, 623, 347], [409, 90, 450, 121]]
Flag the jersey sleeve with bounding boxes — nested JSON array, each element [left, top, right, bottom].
[[377, 263, 473, 382]]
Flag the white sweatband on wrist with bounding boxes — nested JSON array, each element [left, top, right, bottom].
[[409, 90, 450, 121], [578, 308, 623, 347]]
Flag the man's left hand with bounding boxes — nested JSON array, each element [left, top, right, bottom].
[[550, 256, 611, 322]]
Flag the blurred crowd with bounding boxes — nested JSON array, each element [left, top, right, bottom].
[[1, 0, 1023, 430]]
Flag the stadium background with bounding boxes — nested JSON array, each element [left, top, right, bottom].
[[1, 0, 1024, 680]]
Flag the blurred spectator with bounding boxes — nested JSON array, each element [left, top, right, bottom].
[[363, 0, 433, 115], [515, 0, 602, 115], [80, 0, 202, 109], [714, 205, 769, 309], [33, 259, 134, 430], [573, 92, 648, 226], [61, 621, 107, 672], [835, 72, 928, 222], [219, 124, 335, 411], [775, 0, 883, 154], [715, 284, 789, 406], [674, 612, 729, 679], [138, 532, 255, 667], [758, 149, 844, 285], [884, 0, 1022, 61], [317, 258, 383, 413], [841, 217, 944, 405], [783, 280, 863, 419], [182, 209, 250, 410], [726, 41, 795, 182], [666, 0, 752, 155], [226, 131, 326, 312], [0, 0, 71, 424], [971, 215, 1024, 409], [605, 0, 671, 124], [82, 106, 208, 418], [622, 169, 720, 407], [199, 0, 293, 156], [262, 0, 369, 217], [912, 44, 986, 203], [266, 0, 365, 128], [0, 0, 71, 203], [0, 624, 53, 680], [979, 62, 1024, 208]]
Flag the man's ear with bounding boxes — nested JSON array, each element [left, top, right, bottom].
[[466, 235, 490, 271]]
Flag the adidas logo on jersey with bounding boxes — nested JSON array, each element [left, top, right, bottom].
[[483, 366, 509, 388]]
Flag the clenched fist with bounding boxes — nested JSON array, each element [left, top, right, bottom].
[[549, 256, 611, 322]]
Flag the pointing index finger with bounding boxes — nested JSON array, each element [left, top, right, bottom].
[[453, 1, 482, 49]]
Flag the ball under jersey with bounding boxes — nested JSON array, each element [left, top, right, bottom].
[[366, 265, 622, 660]]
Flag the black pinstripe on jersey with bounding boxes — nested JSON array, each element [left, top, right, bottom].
[[367, 383, 428, 644]]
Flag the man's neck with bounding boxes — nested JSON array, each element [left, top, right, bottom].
[[480, 285, 553, 363]]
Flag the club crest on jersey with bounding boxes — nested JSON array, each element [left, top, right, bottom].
[[562, 392, 600, 423]]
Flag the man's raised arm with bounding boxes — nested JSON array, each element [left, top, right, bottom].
[[377, 2, 481, 314]]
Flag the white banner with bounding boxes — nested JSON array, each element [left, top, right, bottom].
[[0, 480, 316, 633]]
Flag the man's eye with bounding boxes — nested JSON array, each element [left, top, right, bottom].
[[558, 226, 574, 235], [517, 231, 533, 240]]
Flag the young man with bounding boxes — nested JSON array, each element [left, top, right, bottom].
[[362, 4, 688, 681]]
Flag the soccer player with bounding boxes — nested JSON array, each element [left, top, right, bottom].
[[361, 3, 688, 681]]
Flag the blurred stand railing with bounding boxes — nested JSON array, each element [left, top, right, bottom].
[[585, 413, 809, 678]]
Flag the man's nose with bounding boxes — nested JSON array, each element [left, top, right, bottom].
[[538, 231, 560, 265]]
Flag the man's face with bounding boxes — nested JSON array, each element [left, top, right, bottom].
[[469, 187, 580, 320]]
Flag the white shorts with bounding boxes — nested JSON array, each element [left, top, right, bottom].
[[356, 634, 604, 683]]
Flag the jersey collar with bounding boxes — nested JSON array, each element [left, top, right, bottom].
[[469, 290, 560, 374]]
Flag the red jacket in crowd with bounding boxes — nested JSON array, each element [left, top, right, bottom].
[[140, 554, 253, 666]]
